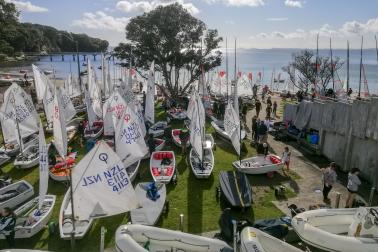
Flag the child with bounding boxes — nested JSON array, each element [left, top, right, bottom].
[[282, 146, 291, 173]]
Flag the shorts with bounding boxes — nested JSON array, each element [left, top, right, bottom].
[[347, 188, 358, 194]]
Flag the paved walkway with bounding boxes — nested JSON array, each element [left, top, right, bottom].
[[245, 95, 351, 215]]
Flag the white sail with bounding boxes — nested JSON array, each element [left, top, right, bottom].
[[0, 83, 39, 143], [103, 91, 127, 136], [53, 87, 67, 158], [38, 122, 49, 209], [128, 68, 133, 90], [144, 61, 155, 124], [130, 100, 146, 137], [106, 60, 113, 97], [190, 102, 203, 161], [32, 64, 47, 101], [65, 74, 81, 98], [115, 104, 148, 168], [233, 79, 239, 117], [187, 91, 196, 120], [87, 59, 103, 118], [60, 87, 77, 122], [224, 103, 240, 156], [85, 88, 97, 128], [72, 141, 139, 220]]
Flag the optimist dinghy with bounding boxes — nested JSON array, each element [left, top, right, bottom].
[[219, 171, 252, 208], [143, 138, 166, 159], [211, 119, 246, 141], [167, 108, 187, 120], [46, 117, 82, 134], [48, 152, 77, 182], [0, 180, 34, 209], [14, 144, 39, 169], [150, 151, 175, 183], [148, 121, 168, 137], [232, 154, 283, 175], [115, 224, 233, 252], [59, 189, 93, 240], [240, 226, 303, 252], [292, 207, 378, 252], [0, 195, 56, 239], [190, 147, 214, 179], [130, 182, 166, 226]]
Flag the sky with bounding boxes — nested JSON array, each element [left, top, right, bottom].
[[7, 0, 378, 49]]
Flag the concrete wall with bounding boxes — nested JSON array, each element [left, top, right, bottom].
[[284, 99, 378, 189]]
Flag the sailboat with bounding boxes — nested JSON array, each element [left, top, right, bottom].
[[115, 224, 232, 252], [104, 91, 148, 182], [59, 141, 139, 240], [49, 87, 76, 182], [189, 91, 214, 179], [0, 180, 34, 209], [1, 124, 57, 239], [84, 59, 104, 139], [0, 83, 39, 157]]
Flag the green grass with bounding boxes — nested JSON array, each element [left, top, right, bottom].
[[0, 104, 298, 251]]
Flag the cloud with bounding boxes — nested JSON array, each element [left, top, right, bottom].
[[266, 17, 288, 21], [225, 20, 235, 25], [5, 0, 48, 12], [72, 11, 129, 32], [284, 0, 303, 8], [116, 0, 200, 15], [205, 0, 265, 7]]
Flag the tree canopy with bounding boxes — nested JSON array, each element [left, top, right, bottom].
[[0, 0, 108, 56], [283, 50, 343, 93], [113, 3, 223, 97]]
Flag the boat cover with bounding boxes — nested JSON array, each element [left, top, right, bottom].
[[219, 171, 252, 208]]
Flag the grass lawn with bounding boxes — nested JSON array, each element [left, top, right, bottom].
[[0, 104, 297, 251]]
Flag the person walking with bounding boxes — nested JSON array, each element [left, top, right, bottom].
[[345, 168, 361, 208], [266, 96, 272, 107], [0, 207, 16, 248], [242, 104, 248, 124], [255, 99, 261, 117], [322, 162, 338, 202], [281, 146, 291, 173], [272, 101, 277, 118]]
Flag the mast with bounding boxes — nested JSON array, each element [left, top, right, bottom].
[[330, 37, 335, 94], [347, 41, 350, 92], [226, 38, 229, 101], [375, 35, 378, 65], [358, 36, 363, 98], [11, 92, 23, 152], [234, 38, 237, 82], [234, 38, 241, 163]]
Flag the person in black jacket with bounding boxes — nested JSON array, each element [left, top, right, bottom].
[[258, 121, 268, 143], [0, 207, 16, 248]]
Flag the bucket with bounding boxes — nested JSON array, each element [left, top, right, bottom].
[[310, 134, 319, 145]]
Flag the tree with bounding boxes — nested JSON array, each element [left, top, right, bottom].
[[282, 50, 343, 93], [113, 3, 223, 97]]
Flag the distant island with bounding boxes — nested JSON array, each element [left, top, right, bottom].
[[0, 0, 109, 61]]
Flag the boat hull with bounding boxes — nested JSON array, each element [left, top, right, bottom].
[[232, 154, 284, 174], [190, 148, 214, 179], [0, 180, 34, 210], [150, 151, 176, 183]]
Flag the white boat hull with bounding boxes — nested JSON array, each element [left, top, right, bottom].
[[115, 224, 232, 252], [0, 180, 34, 209], [0, 195, 56, 239], [148, 121, 168, 138], [150, 151, 175, 183], [0, 153, 11, 166], [240, 226, 303, 252], [171, 129, 190, 148], [14, 144, 39, 169], [46, 117, 82, 134], [143, 138, 166, 159], [232, 154, 284, 174], [211, 120, 246, 141], [190, 147, 214, 179], [59, 189, 93, 240], [84, 126, 104, 139], [292, 207, 378, 252], [127, 160, 141, 183]]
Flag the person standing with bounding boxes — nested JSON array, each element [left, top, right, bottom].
[[0, 207, 16, 248], [272, 101, 278, 118], [253, 118, 260, 143], [251, 116, 257, 141], [322, 162, 338, 202], [266, 105, 272, 121], [345, 168, 361, 208], [179, 129, 189, 154], [242, 104, 248, 124], [258, 120, 268, 143], [252, 84, 258, 98], [255, 99, 261, 117], [281, 146, 291, 172], [266, 96, 272, 107]]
